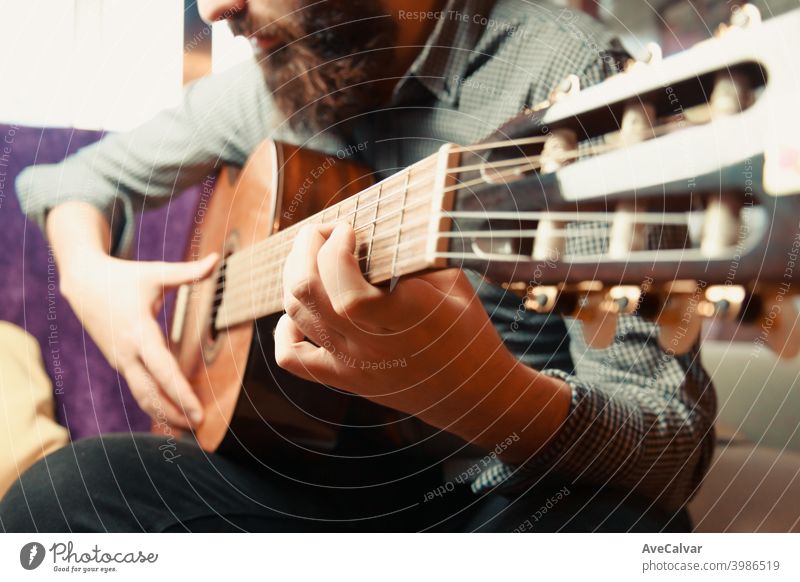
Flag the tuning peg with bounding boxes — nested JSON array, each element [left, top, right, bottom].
[[607, 101, 656, 148], [568, 284, 617, 349], [548, 74, 581, 104], [656, 281, 706, 354], [605, 286, 645, 315], [643, 42, 663, 65], [525, 285, 564, 314], [608, 202, 647, 259], [525, 100, 551, 115], [501, 281, 529, 297], [621, 102, 656, 142], [624, 42, 663, 72], [532, 217, 565, 261], [730, 3, 762, 29], [700, 198, 741, 257], [539, 128, 578, 174], [697, 285, 751, 321], [528, 74, 580, 114], [581, 286, 650, 349], [525, 282, 618, 349], [713, 3, 762, 38], [525, 282, 601, 316], [710, 71, 754, 117], [580, 311, 618, 349], [756, 286, 800, 359]]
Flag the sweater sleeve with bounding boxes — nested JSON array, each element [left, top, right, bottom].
[[15, 60, 275, 257]]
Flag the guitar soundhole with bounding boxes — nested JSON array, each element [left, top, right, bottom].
[[202, 231, 240, 363], [209, 258, 228, 341]]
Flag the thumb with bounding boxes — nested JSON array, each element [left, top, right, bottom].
[[148, 253, 220, 288]]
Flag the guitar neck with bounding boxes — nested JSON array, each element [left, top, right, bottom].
[[215, 149, 454, 329]]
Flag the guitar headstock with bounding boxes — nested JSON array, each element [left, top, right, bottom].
[[429, 5, 800, 357]]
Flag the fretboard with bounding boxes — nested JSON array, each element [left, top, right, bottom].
[[214, 152, 445, 329]]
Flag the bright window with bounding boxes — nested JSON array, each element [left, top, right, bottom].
[[0, 0, 183, 131]]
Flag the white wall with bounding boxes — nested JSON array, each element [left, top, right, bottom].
[[211, 19, 253, 74], [0, 0, 183, 131]]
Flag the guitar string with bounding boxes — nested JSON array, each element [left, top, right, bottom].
[[224, 116, 690, 274], [217, 220, 686, 320], [215, 117, 707, 320], [217, 194, 693, 318], [217, 207, 694, 306], [226, 106, 706, 280], [219, 233, 678, 326], [441, 116, 692, 190], [229, 115, 690, 272]]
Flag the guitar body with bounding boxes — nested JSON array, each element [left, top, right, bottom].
[[168, 140, 375, 463]]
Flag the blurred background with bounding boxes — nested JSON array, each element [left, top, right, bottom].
[[0, 1, 797, 131]]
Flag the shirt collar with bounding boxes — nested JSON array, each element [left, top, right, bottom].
[[392, 0, 498, 104]]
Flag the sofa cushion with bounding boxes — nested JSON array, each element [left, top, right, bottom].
[[0, 123, 201, 438]]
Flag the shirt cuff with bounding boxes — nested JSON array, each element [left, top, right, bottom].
[[471, 369, 597, 495]]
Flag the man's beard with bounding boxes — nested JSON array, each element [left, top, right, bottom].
[[230, 1, 398, 133]]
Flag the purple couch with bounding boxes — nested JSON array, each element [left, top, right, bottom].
[[0, 123, 202, 439]]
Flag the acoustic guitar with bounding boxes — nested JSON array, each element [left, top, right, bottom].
[[166, 6, 800, 465]]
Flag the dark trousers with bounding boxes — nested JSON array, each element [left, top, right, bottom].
[[0, 434, 690, 533]]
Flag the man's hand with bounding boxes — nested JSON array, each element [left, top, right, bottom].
[[47, 202, 217, 429], [275, 223, 571, 461]]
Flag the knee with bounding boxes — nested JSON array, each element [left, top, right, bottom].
[[0, 436, 135, 532], [0, 442, 83, 532]]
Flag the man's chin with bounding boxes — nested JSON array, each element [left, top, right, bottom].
[[260, 63, 390, 133]]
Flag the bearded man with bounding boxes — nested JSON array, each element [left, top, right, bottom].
[[1, 0, 714, 532]]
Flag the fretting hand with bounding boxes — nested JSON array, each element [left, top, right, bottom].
[[274, 223, 570, 459]]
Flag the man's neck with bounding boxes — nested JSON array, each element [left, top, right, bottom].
[[392, 0, 447, 75], [375, 0, 447, 101]]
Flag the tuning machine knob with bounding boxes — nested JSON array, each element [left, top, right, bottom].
[[729, 3, 762, 30], [526, 74, 581, 116], [654, 281, 706, 354], [713, 3, 762, 39], [548, 74, 581, 104], [624, 42, 663, 72], [526, 283, 603, 318], [525, 282, 618, 349], [697, 285, 762, 323]]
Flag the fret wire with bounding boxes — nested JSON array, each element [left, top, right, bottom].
[[227, 114, 696, 287], [365, 182, 382, 273], [221, 207, 688, 293], [219, 226, 434, 307], [228, 245, 520, 325], [390, 170, 411, 280], [351, 190, 360, 228], [228, 230, 432, 309]]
